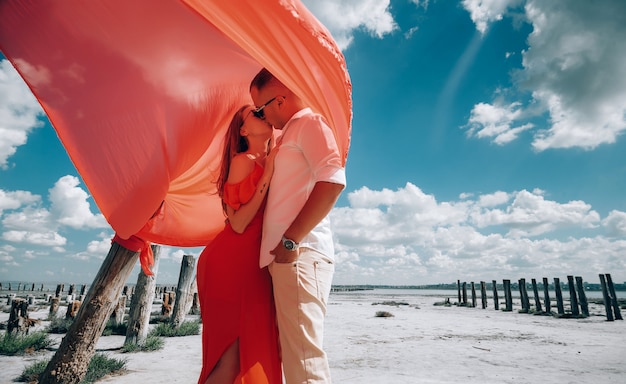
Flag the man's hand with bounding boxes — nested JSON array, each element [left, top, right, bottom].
[[271, 242, 299, 263]]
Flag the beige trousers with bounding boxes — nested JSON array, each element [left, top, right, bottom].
[[268, 248, 334, 384]]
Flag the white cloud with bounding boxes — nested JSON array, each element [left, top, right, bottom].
[[523, 0, 626, 150], [1, 176, 106, 248], [462, 0, 626, 151], [465, 102, 533, 145], [2, 230, 66, 247], [0, 59, 45, 169], [48, 175, 108, 229], [602, 210, 626, 238], [461, 0, 524, 34], [478, 191, 510, 207], [302, 0, 397, 50], [0, 189, 40, 215], [330, 184, 619, 285], [471, 189, 600, 237], [69, 231, 114, 261]]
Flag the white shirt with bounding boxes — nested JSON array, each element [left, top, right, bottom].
[[260, 108, 346, 267]]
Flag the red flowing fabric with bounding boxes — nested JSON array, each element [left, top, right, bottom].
[[0, 0, 351, 247], [112, 234, 154, 276]]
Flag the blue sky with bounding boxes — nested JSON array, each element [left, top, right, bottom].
[[1, 0, 625, 286]]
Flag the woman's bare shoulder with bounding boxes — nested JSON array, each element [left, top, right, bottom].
[[227, 153, 255, 184]]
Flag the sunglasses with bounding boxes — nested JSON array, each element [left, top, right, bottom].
[[252, 97, 277, 119]]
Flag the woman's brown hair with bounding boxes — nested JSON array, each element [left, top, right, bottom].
[[216, 105, 250, 210]]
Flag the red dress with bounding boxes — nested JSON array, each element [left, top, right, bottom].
[[197, 163, 282, 384]]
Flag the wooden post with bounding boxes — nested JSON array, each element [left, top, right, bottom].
[[8, 298, 28, 334], [162, 292, 175, 316], [463, 281, 467, 306], [39, 241, 140, 384], [531, 278, 542, 313], [480, 281, 487, 309], [554, 277, 565, 315], [457, 280, 461, 304], [542, 277, 551, 314], [503, 279, 512, 311], [567, 275, 579, 316], [68, 284, 75, 296], [575, 276, 589, 317], [599, 274, 614, 321], [190, 292, 200, 315], [66, 300, 81, 319], [49, 297, 60, 317], [470, 282, 477, 308], [605, 274, 623, 320], [111, 295, 127, 325], [492, 280, 499, 310], [518, 278, 529, 313], [171, 255, 196, 328], [126, 245, 161, 345], [55, 284, 62, 298]]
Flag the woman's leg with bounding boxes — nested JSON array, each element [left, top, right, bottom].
[[204, 339, 240, 384]]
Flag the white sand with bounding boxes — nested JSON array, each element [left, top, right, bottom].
[[1, 290, 625, 383]]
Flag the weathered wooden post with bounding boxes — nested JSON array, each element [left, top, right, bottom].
[[190, 292, 200, 315], [39, 241, 141, 384], [470, 282, 477, 308], [567, 275, 579, 316], [126, 245, 161, 345], [171, 254, 196, 328], [492, 280, 499, 310], [605, 274, 623, 320], [531, 278, 542, 313], [542, 277, 551, 314], [111, 295, 127, 326], [462, 281, 467, 307], [7, 298, 28, 334], [599, 274, 614, 321], [518, 278, 530, 313], [503, 279, 513, 311], [162, 292, 175, 316], [554, 277, 565, 315], [55, 284, 62, 298], [575, 276, 589, 317], [49, 297, 60, 317], [457, 280, 461, 304], [480, 281, 487, 309]]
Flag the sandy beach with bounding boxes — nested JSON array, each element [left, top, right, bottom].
[[1, 289, 625, 383]]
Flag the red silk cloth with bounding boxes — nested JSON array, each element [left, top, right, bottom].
[[0, 1, 352, 247], [112, 234, 154, 276]]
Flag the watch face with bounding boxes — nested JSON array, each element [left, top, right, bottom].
[[283, 239, 296, 250]]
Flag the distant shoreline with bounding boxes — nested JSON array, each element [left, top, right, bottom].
[[1, 281, 625, 292]]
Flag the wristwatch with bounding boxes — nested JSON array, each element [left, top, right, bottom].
[[281, 235, 299, 251]]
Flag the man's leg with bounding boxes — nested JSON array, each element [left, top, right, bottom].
[[269, 248, 334, 384]]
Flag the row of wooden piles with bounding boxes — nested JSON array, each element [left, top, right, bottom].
[[456, 273, 623, 321]]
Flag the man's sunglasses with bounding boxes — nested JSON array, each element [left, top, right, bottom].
[[252, 97, 277, 119]]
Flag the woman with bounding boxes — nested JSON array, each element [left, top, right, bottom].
[[196, 105, 281, 384]]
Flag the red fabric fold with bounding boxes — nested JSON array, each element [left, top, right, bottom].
[[112, 234, 154, 276]]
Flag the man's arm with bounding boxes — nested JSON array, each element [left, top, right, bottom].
[[271, 181, 344, 263]]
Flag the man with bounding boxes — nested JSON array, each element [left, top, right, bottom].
[[250, 68, 346, 383]]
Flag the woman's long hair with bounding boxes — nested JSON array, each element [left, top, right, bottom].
[[216, 105, 250, 211]]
